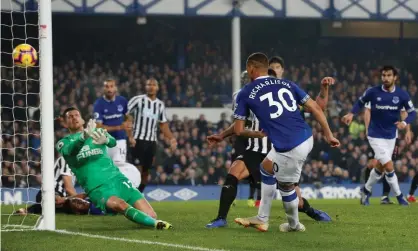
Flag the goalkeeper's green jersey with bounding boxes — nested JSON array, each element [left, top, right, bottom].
[[56, 130, 120, 193]]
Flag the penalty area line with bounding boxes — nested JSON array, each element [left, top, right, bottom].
[[53, 229, 228, 251]]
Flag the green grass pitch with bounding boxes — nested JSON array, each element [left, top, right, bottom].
[[2, 199, 417, 251]]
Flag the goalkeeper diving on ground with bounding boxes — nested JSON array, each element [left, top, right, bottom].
[[37, 107, 171, 229]]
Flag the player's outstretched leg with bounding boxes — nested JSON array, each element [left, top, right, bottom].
[[407, 173, 418, 202], [296, 186, 331, 222], [362, 168, 383, 205], [277, 182, 305, 232], [235, 164, 275, 232], [206, 160, 247, 228], [107, 196, 172, 230], [382, 161, 408, 206], [380, 178, 393, 204]]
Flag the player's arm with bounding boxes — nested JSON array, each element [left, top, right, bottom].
[[363, 103, 371, 135], [233, 91, 265, 138], [122, 98, 134, 138], [295, 83, 339, 146], [125, 114, 134, 138], [234, 120, 265, 138], [63, 175, 77, 197], [397, 97, 417, 131], [57, 158, 77, 197], [342, 88, 372, 125], [304, 98, 335, 141], [215, 92, 241, 140], [96, 123, 123, 132], [159, 104, 177, 150], [220, 122, 236, 139], [304, 77, 335, 112], [56, 136, 85, 157]]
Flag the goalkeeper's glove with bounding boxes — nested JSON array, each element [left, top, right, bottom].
[[82, 119, 97, 139], [91, 129, 109, 145]]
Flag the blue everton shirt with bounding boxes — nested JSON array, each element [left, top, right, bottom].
[[234, 76, 312, 152], [93, 96, 128, 140], [351, 85, 416, 139]]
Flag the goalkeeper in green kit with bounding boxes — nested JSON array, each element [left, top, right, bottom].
[[56, 107, 172, 230]]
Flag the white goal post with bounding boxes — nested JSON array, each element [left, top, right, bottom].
[[0, 0, 55, 230], [39, 0, 56, 230]]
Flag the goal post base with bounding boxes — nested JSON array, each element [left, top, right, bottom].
[[35, 215, 45, 230]]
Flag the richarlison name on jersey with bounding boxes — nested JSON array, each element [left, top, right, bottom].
[[76, 145, 104, 161], [249, 79, 291, 99]]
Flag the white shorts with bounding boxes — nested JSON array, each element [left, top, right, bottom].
[[367, 136, 396, 166], [108, 139, 127, 163], [266, 136, 313, 183], [115, 162, 141, 188]]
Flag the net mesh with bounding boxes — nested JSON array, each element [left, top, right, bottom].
[[1, 1, 42, 230]]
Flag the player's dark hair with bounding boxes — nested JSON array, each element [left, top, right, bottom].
[[269, 56, 285, 69], [268, 68, 277, 77], [380, 65, 398, 76], [247, 52, 269, 69], [61, 107, 79, 120]]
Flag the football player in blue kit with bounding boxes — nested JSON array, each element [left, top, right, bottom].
[[234, 53, 340, 232], [93, 79, 134, 165], [342, 65, 416, 206]]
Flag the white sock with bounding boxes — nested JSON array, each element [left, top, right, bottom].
[[385, 171, 402, 196], [257, 166, 276, 223], [365, 168, 383, 192], [279, 188, 299, 228]]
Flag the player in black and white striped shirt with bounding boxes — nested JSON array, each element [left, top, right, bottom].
[[54, 156, 76, 198], [128, 78, 177, 193], [15, 157, 83, 215]]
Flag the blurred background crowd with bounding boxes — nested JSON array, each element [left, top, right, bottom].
[[2, 17, 418, 188]]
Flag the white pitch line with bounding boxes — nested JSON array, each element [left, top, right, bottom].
[[53, 229, 228, 251], [2, 229, 37, 232], [2, 224, 35, 229]]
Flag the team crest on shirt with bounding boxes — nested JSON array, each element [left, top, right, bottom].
[[117, 105, 123, 112], [377, 97, 382, 101], [392, 96, 399, 104], [57, 141, 64, 149], [104, 109, 108, 113]]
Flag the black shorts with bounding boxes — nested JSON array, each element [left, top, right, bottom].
[[235, 150, 265, 185], [231, 136, 248, 162], [131, 140, 157, 171]]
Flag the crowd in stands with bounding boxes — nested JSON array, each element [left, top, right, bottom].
[[2, 54, 418, 188], [2, 16, 418, 188]]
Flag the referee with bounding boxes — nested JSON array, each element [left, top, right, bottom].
[[128, 78, 177, 192]]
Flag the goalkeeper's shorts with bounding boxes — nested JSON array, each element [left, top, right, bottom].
[[88, 175, 144, 213]]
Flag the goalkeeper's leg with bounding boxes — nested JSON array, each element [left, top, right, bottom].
[[106, 196, 171, 230]]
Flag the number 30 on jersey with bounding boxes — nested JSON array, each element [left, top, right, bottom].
[[260, 89, 297, 118]]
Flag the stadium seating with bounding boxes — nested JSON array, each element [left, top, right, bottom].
[[2, 36, 418, 188]]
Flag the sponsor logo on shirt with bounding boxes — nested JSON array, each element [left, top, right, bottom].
[[76, 145, 104, 160], [375, 104, 398, 110], [103, 114, 123, 120]]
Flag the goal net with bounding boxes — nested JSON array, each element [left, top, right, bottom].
[[1, 0, 55, 231]]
